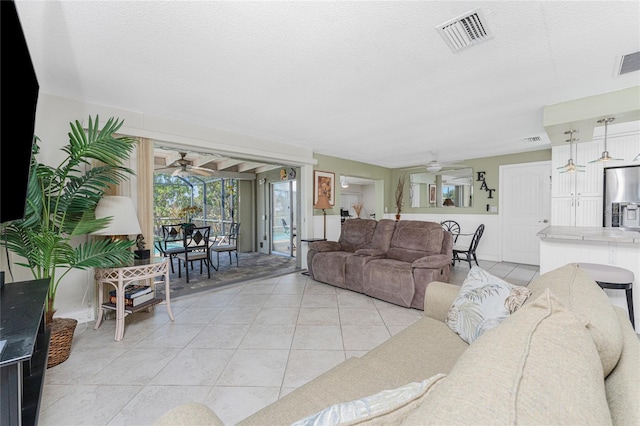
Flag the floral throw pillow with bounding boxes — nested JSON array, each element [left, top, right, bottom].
[[446, 266, 531, 344]]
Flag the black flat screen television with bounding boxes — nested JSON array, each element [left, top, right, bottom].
[[1, 0, 40, 223]]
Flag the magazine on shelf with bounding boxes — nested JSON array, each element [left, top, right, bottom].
[[109, 291, 155, 307], [109, 285, 152, 299]]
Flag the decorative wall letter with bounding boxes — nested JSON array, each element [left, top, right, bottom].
[[476, 171, 495, 199]]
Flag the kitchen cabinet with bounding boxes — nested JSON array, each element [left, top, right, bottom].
[[551, 140, 604, 226], [551, 140, 604, 197], [551, 195, 603, 227]]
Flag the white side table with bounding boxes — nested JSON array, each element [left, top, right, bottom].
[[95, 257, 174, 341]]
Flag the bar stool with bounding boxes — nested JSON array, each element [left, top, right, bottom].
[[577, 263, 635, 329]]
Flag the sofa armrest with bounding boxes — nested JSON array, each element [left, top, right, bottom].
[[309, 241, 341, 252], [412, 254, 451, 269], [354, 248, 386, 257], [424, 281, 461, 322], [155, 402, 224, 426]]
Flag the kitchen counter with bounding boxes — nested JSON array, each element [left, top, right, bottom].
[[537, 225, 639, 327], [537, 226, 640, 244]]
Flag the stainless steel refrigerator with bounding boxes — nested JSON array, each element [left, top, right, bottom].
[[603, 164, 640, 231]]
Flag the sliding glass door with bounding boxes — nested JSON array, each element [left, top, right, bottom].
[[271, 181, 296, 257]]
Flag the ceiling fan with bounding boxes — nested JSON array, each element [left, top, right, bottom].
[[424, 151, 469, 173], [156, 152, 214, 177]]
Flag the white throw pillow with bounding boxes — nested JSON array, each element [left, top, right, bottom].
[[290, 374, 446, 426], [446, 266, 531, 344]]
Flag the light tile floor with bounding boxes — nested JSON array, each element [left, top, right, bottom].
[[39, 260, 539, 426]]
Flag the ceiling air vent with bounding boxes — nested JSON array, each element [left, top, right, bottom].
[[436, 8, 493, 53], [618, 51, 640, 75], [522, 134, 550, 145], [523, 136, 543, 143]]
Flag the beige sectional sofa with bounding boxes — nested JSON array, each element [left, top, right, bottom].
[[156, 263, 639, 425], [307, 219, 453, 309]]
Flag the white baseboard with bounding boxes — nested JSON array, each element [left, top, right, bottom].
[[58, 307, 95, 324]]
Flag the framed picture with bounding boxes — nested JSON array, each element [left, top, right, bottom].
[[314, 170, 335, 206], [429, 184, 437, 204]]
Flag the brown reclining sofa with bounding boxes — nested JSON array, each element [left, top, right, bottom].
[[307, 218, 453, 310]]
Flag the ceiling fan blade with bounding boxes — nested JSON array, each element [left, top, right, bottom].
[[155, 166, 177, 173], [445, 162, 470, 167], [189, 167, 213, 176]]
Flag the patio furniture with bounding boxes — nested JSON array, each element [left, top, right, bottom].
[[176, 226, 212, 283], [155, 223, 188, 273], [211, 222, 240, 270], [282, 218, 296, 249]]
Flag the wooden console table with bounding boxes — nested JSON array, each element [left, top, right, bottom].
[[94, 257, 174, 341]]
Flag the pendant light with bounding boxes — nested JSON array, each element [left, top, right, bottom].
[[340, 176, 349, 188], [557, 130, 585, 173], [590, 117, 622, 163]]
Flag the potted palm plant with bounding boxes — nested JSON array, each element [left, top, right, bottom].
[[1, 115, 138, 366]]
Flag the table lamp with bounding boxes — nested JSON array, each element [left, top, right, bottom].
[[92, 196, 142, 242], [314, 195, 332, 240]]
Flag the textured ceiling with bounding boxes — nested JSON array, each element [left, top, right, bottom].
[[15, 1, 640, 169]]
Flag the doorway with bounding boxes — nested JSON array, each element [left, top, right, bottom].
[[271, 181, 296, 257], [500, 161, 551, 265], [339, 176, 378, 220]]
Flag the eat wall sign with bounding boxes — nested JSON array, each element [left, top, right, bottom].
[[476, 171, 495, 199]]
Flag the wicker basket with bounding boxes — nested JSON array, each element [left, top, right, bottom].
[[47, 318, 78, 368]]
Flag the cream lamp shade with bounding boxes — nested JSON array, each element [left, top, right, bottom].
[[92, 196, 142, 240], [314, 195, 332, 210], [314, 195, 332, 240]]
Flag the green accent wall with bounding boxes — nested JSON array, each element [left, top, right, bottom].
[[315, 150, 551, 218], [393, 149, 552, 215], [313, 154, 392, 219]]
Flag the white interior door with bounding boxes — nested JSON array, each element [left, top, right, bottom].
[[500, 161, 551, 265]]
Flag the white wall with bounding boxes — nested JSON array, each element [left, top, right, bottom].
[[362, 185, 377, 219], [2, 93, 318, 323], [339, 183, 376, 219], [6, 94, 569, 321]]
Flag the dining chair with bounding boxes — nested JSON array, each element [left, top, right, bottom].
[[156, 223, 187, 273], [176, 225, 211, 283], [440, 220, 461, 243], [211, 222, 240, 270], [453, 224, 485, 268]]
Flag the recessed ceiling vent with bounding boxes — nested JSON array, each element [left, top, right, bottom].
[[522, 134, 551, 145], [618, 51, 640, 75], [436, 8, 493, 53], [523, 136, 543, 143]]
